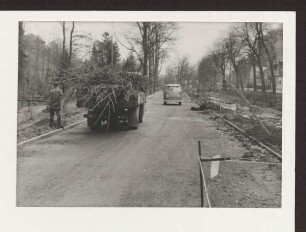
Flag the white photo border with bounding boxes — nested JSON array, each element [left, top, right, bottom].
[[0, 11, 295, 232]]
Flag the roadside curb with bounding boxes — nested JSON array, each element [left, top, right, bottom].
[[17, 119, 86, 147]]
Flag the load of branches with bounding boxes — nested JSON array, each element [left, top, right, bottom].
[[60, 64, 146, 111]]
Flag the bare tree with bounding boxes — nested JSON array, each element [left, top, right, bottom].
[[123, 22, 178, 92], [176, 56, 190, 86], [248, 51, 257, 92], [240, 23, 267, 92], [212, 40, 228, 90], [151, 22, 178, 91], [257, 22, 276, 94], [225, 28, 247, 92], [69, 21, 75, 65], [198, 55, 218, 90]]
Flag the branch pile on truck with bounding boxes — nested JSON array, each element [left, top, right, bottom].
[[62, 65, 147, 130]]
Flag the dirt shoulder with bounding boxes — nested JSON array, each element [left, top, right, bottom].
[[190, 90, 282, 208], [194, 90, 282, 154], [17, 102, 86, 143], [198, 111, 282, 208], [205, 161, 281, 208]]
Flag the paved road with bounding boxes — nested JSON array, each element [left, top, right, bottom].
[[17, 91, 246, 207]]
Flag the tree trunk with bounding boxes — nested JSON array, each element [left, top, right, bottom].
[[222, 70, 227, 90], [239, 73, 244, 92], [45, 48, 51, 94], [234, 70, 239, 89], [69, 21, 75, 66], [232, 63, 242, 91], [148, 53, 153, 92], [154, 35, 159, 92], [264, 49, 276, 93], [256, 53, 266, 93], [259, 23, 276, 94], [142, 23, 148, 77], [254, 45, 266, 93], [252, 64, 257, 92], [254, 23, 267, 93], [62, 22, 66, 59], [35, 37, 40, 96], [250, 55, 257, 92]]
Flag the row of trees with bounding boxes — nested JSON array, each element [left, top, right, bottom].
[[18, 23, 63, 98], [121, 22, 178, 92], [18, 22, 178, 99], [200, 23, 282, 94], [18, 22, 92, 99], [163, 57, 197, 88]]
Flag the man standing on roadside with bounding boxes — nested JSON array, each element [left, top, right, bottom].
[[49, 82, 63, 128]]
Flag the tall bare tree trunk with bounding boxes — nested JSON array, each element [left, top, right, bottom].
[[148, 53, 153, 91], [233, 65, 239, 89], [45, 48, 51, 94], [222, 70, 227, 90], [35, 37, 40, 97], [142, 23, 148, 76], [255, 53, 266, 93], [259, 23, 276, 94], [62, 22, 66, 59], [153, 34, 160, 92], [250, 55, 257, 92], [41, 47, 45, 89], [60, 21, 67, 92], [69, 21, 75, 65], [254, 23, 266, 93]]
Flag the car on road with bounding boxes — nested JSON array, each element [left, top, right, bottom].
[[163, 84, 182, 105]]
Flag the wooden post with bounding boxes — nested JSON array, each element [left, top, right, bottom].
[[198, 141, 204, 207], [200, 163, 204, 207], [198, 141, 202, 157]]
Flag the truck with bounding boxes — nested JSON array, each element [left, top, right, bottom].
[[83, 72, 146, 130]]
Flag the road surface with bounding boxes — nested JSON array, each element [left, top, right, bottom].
[[17, 91, 247, 207]]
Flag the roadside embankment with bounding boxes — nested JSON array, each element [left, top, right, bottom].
[[17, 101, 86, 143]]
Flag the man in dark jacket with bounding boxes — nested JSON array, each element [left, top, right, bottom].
[[49, 82, 63, 128]]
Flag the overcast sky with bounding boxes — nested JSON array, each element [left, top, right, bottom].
[[24, 22, 232, 72]]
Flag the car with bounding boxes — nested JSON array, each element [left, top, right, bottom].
[[163, 84, 182, 105]]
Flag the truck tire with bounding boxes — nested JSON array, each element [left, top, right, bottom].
[[87, 118, 101, 130], [127, 106, 139, 130], [107, 114, 118, 129], [139, 104, 144, 123], [164, 101, 167, 105]]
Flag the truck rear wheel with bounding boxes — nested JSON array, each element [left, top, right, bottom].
[[127, 106, 139, 130], [87, 118, 101, 130], [139, 104, 144, 123], [107, 115, 118, 130]]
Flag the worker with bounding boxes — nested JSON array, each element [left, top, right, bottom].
[[49, 82, 63, 128]]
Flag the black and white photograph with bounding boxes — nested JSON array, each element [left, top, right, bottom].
[[16, 20, 284, 208], [0, 11, 296, 232]]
